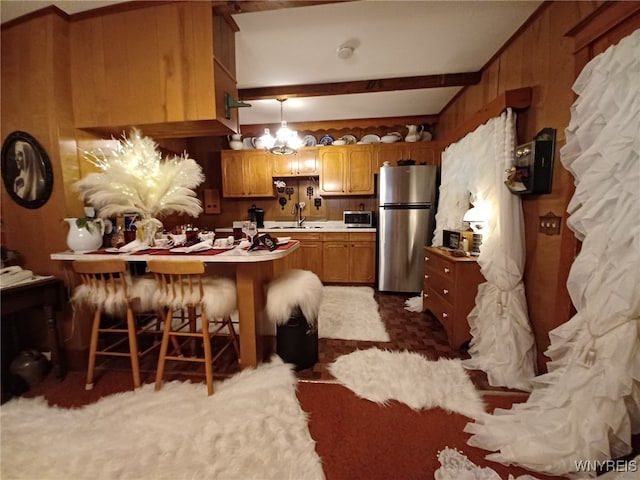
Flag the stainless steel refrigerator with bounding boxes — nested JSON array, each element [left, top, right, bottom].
[[378, 165, 438, 292]]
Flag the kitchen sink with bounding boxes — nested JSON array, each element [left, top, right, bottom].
[[268, 225, 323, 229]]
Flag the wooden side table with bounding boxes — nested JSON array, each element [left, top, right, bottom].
[[423, 246, 485, 349], [1, 277, 66, 379]]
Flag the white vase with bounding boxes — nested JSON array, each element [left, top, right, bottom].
[[65, 218, 104, 252]]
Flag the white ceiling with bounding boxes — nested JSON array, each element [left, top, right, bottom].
[[1, 0, 542, 127]]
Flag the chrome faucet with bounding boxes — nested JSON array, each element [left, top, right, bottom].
[[293, 202, 306, 227]]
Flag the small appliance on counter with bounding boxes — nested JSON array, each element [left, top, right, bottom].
[[343, 211, 375, 228], [248, 204, 265, 228]]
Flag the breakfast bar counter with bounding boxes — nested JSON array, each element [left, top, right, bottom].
[[51, 241, 300, 369]]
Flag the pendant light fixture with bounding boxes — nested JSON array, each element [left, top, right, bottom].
[[259, 99, 302, 155]]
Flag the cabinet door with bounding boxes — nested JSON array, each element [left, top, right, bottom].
[[346, 147, 374, 194], [221, 151, 246, 197], [373, 143, 407, 172], [70, 2, 215, 128], [319, 148, 346, 194], [349, 241, 376, 283], [272, 155, 295, 176], [296, 148, 319, 175], [322, 241, 350, 282], [243, 152, 274, 197], [406, 143, 441, 166]]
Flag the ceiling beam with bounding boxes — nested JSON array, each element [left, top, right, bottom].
[[238, 72, 481, 100], [212, 1, 352, 15]]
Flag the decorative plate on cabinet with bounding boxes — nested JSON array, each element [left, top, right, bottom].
[[319, 134, 334, 146], [341, 134, 357, 145], [302, 134, 317, 147], [360, 134, 381, 144], [242, 137, 254, 149]]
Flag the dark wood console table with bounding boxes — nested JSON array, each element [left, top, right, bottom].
[[1, 277, 66, 379]]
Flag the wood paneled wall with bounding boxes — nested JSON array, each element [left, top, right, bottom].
[[437, 1, 604, 372]]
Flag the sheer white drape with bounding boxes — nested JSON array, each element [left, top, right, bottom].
[[434, 109, 537, 391], [465, 29, 640, 477]]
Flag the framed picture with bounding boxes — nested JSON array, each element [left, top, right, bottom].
[[1, 131, 53, 209]]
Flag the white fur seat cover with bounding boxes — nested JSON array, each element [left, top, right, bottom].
[[266, 269, 323, 326], [71, 276, 158, 316], [153, 276, 237, 319]]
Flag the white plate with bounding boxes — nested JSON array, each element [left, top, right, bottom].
[[277, 237, 291, 245], [360, 134, 381, 144], [341, 134, 357, 145], [302, 134, 317, 147], [242, 137, 254, 149]]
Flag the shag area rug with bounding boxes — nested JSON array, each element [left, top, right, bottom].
[[328, 347, 485, 419], [1, 356, 325, 480], [317, 286, 390, 342]]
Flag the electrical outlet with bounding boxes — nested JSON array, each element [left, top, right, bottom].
[[539, 212, 561, 235]]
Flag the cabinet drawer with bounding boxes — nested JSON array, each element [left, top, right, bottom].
[[424, 270, 455, 306], [423, 288, 453, 337], [423, 252, 457, 279], [323, 232, 349, 242]]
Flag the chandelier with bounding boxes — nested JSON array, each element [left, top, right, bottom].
[[259, 99, 302, 155]]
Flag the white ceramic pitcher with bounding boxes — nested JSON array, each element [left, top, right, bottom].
[[404, 124, 424, 142], [228, 133, 243, 150], [65, 217, 104, 252]]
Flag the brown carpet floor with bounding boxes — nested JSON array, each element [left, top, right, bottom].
[[9, 290, 638, 478]]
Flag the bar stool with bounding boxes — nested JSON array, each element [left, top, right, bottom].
[[146, 260, 239, 396], [71, 259, 160, 390]]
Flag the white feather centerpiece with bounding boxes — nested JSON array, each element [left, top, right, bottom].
[[74, 129, 204, 245]]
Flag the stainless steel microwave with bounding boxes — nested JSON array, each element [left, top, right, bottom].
[[343, 211, 375, 228]]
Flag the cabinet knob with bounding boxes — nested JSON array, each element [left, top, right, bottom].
[[443, 267, 450, 274], [443, 289, 449, 295], [442, 312, 448, 318], [424, 274, 429, 279], [424, 293, 429, 298], [425, 256, 430, 261]]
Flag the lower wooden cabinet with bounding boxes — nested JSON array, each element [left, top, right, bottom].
[[323, 232, 375, 283], [423, 246, 485, 349], [273, 232, 323, 279], [273, 231, 376, 284]]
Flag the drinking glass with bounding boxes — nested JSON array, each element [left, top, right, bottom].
[[243, 221, 258, 245]]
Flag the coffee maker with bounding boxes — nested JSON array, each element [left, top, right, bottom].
[[248, 204, 264, 228]]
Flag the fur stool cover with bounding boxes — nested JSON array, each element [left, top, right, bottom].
[[71, 276, 158, 316], [152, 276, 237, 319], [266, 269, 323, 327]]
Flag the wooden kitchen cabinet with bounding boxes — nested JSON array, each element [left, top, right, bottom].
[[69, 2, 237, 138], [272, 148, 319, 176], [373, 142, 442, 172], [323, 232, 376, 283], [319, 146, 374, 195], [423, 246, 485, 349], [221, 151, 274, 197], [273, 232, 323, 278]]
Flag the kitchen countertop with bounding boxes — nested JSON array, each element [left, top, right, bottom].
[[216, 221, 376, 234]]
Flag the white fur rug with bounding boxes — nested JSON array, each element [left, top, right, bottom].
[[328, 348, 485, 419], [1, 357, 325, 480], [318, 286, 390, 342]]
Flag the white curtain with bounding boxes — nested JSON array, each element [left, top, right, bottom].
[[465, 29, 640, 477], [434, 109, 537, 391]]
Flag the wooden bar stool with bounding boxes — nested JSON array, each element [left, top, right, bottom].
[[147, 260, 239, 396], [71, 259, 160, 391]]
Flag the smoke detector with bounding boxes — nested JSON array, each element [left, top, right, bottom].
[[337, 45, 354, 59]]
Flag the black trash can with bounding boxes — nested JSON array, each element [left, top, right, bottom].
[[276, 306, 318, 371]]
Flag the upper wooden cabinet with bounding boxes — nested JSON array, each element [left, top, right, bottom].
[[373, 142, 442, 172], [272, 148, 319, 177], [221, 151, 274, 198], [69, 2, 238, 139], [318, 146, 374, 196]]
